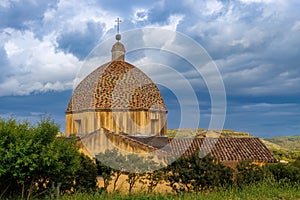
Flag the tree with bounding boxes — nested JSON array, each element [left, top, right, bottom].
[[166, 151, 234, 193], [124, 154, 144, 194], [166, 155, 191, 193], [96, 149, 162, 194], [0, 117, 59, 199], [0, 117, 95, 199], [96, 159, 114, 192], [143, 168, 165, 193], [96, 148, 127, 192], [235, 161, 266, 187], [73, 154, 98, 192], [265, 163, 300, 183], [291, 156, 300, 169]]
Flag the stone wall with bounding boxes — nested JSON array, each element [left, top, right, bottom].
[[66, 110, 167, 137]]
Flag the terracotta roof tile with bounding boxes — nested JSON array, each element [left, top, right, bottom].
[[66, 61, 166, 113], [128, 136, 169, 150], [168, 137, 277, 163]]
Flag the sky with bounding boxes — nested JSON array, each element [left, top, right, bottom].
[[0, 0, 300, 138]]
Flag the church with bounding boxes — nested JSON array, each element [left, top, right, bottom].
[[65, 21, 277, 166], [65, 32, 167, 137]]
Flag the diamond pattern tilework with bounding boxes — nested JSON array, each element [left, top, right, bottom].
[[66, 61, 166, 112]]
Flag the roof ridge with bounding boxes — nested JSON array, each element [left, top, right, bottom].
[[103, 129, 163, 152], [169, 137, 277, 163]]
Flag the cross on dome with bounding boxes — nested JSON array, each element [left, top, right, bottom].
[[115, 17, 122, 41], [112, 17, 125, 61], [115, 17, 122, 34]]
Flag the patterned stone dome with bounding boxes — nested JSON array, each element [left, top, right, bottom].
[[66, 60, 167, 113]]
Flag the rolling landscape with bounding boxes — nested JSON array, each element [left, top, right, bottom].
[[1, 0, 300, 199], [1, 118, 300, 199], [264, 135, 300, 152]]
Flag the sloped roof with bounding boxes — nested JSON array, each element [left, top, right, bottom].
[[66, 61, 167, 113], [128, 136, 169, 149], [168, 137, 277, 163], [72, 130, 277, 163], [102, 129, 159, 152]]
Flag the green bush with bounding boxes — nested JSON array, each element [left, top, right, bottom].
[[166, 152, 234, 193], [0, 117, 97, 199], [61, 154, 98, 193], [266, 163, 300, 183], [291, 156, 300, 169], [235, 161, 267, 187]]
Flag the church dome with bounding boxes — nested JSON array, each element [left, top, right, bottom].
[[66, 60, 167, 113], [65, 21, 167, 136]]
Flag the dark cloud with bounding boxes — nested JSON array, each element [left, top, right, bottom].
[[0, 90, 72, 130], [224, 101, 300, 138], [57, 22, 105, 60], [147, 0, 187, 24], [0, 0, 299, 137], [158, 85, 181, 130], [225, 91, 300, 137], [0, 0, 58, 29]]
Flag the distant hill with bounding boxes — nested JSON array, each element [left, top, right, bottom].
[[259, 139, 285, 151], [264, 135, 300, 152], [166, 129, 252, 138]]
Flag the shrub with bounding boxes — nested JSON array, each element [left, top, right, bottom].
[[265, 163, 300, 183], [166, 151, 234, 193], [0, 117, 97, 199], [235, 161, 266, 187]]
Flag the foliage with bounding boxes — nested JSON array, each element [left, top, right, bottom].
[[126, 154, 163, 194], [69, 154, 98, 193], [291, 156, 300, 168], [143, 168, 165, 193], [0, 117, 58, 199], [235, 161, 267, 187], [265, 163, 300, 183], [124, 154, 146, 194], [3, 117, 299, 199], [166, 151, 234, 193], [0, 117, 97, 199], [270, 148, 300, 162], [96, 148, 162, 194], [96, 149, 127, 192], [236, 159, 300, 188], [96, 158, 114, 192]]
